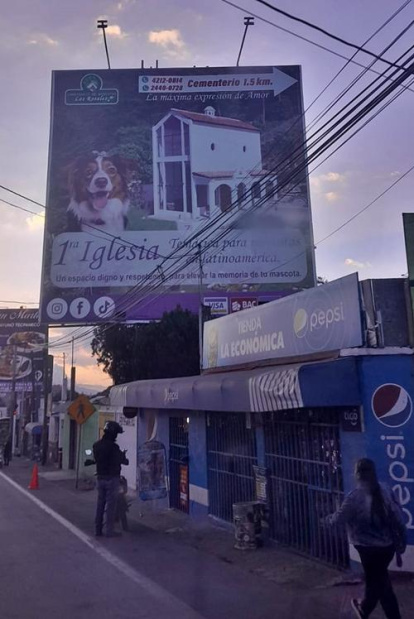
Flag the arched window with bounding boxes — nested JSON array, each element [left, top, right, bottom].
[[265, 181, 274, 197], [251, 181, 261, 203], [210, 143, 215, 151], [215, 184, 232, 212], [237, 183, 247, 209], [243, 145, 247, 152]]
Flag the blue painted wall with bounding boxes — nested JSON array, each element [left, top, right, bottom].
[[358, 355, 414, 545]]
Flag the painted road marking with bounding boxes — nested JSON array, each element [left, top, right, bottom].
[[0, 472, 203, 619]]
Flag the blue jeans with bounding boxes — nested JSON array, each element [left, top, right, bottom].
[[95, 477, 120, 535]]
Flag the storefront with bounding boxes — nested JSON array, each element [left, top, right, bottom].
[[110, 275, 414, 570]]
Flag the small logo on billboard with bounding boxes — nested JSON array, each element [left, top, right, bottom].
[[372, 383, 413, 428], [93, 296, 115, 319], [65, 74, 119, 105], [204, 297, 228, 316], [69, 297, 91, 319], [230, 298, 258, 313], [46, 298, 68, 320]]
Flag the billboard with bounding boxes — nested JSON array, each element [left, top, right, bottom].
[[41, 66, 316, 324], [0, 308, 47, 396], [203, 273, 363, 369], [403, 213, 414, 320]]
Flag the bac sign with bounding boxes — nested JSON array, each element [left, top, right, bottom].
[[68, 394, 95, 425], [231, 297, 258, 313]]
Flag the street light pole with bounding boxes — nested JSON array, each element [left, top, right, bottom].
[[97, 20, 111, 70], [236, 17, 255, 67]]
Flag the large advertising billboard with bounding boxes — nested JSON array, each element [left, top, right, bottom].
[[41, 66, 316, 324], [0, 308, 46, 396]]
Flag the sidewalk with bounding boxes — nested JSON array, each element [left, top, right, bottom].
[[4, 457, 414, 618]]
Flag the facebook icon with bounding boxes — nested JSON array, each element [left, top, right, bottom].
[[69, 298, 91, 320]]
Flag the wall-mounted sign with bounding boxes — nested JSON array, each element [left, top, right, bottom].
[[137, 440, 168, 501], [203, 273, 363, 369], [340, 407, 363, 432]]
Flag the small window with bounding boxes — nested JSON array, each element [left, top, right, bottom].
[[243, 145, 246, 152], [211, 143, 215, 151]]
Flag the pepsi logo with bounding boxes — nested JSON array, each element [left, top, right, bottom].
[[371, 383, 413, 428], [293, 308, 308, 338]]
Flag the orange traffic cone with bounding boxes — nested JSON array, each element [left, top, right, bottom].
[[28, 463, 39, 490]]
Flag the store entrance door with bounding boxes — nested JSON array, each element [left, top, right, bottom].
[[169, 417, 189, 513], [207, 412, 257, 522], [264, 409, 349, 568]]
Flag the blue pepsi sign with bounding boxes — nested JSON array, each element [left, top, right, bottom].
[[203, 273, 363, 368], [362, 356, 414, 570]]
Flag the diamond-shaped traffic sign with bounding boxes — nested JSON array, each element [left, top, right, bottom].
[[68, 394, 95, 425]]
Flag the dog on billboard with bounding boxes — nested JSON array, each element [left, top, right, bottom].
[[67, 151, 130, 233]]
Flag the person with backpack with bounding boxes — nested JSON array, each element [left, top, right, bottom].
[[326, 458, 406, 619]]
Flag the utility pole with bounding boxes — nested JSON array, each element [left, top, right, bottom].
[[236, 16, 255, 67], [7, 345, 17, 458], [70, 337, 76, 402], [41, 330, 50, 465], [97, 19, 111, 69], [198, 244, 204, 371]]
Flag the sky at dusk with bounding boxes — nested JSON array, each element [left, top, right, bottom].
[[1, 0, 414, 390]]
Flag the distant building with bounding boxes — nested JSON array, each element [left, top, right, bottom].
[[152, 107, 273, 221]]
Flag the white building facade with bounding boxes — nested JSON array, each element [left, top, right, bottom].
[[152, 107, 275, 222]]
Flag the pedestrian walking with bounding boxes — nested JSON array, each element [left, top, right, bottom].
[[326, 458, 406, 619], [93, 421, 129, 538], [3, 436, 11, 466]]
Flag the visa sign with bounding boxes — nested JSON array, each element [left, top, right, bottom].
[[204, 297, 228, 316]]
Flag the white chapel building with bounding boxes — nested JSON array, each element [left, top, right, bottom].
[[152, 107, 274, 222]]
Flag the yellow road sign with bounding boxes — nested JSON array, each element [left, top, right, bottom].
[[68, 394, 95, 425]]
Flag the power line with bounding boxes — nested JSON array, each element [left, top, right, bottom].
[[5, 31, 414, 350], [254, 0, 409, 70], [220, 0, 414, 93], [0, 300, 39, 305], [17, 50, 414, 349], [0, 197, 44, 217]]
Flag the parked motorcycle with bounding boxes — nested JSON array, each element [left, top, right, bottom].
[[84, 449, 131, 531]]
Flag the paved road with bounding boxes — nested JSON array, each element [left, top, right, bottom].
[[3, 463, 411, 619], [0, 474, 201, 619]]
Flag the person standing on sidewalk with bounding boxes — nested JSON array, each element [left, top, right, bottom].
[[326, 458, 406, 619], [3, 436, 12, 466], [93, 421, 129, 538]]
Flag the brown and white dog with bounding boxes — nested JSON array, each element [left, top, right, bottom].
[[67, 152, 129, 233]]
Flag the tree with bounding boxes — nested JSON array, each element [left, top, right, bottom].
[[91, 307, 200, 385]]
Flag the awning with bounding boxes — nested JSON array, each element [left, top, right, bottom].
[[110, 357, 360, 413], [24, 422, 43, 435]]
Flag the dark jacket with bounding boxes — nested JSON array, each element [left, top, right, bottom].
[[93, 435, 129, 478]]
